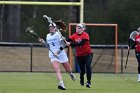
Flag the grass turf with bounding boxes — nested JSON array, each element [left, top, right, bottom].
[[0, 73, 139, 93]]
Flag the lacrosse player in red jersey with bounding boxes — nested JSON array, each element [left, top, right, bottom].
[[134, 27, 140, 82], [38, 23, 76, 90], [66, 23, 93, 88], [128, 26, 140, 82]]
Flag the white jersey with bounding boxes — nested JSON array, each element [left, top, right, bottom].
[[46, 32, 68, 63]]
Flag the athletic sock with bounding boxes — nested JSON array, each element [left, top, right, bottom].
[[138, 74, 140, 79], [58, 80, 66, 90], [60, 80, 64, 84]]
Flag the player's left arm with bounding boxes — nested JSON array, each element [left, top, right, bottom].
[[69, 39, 88, 47], [66, 33, 89, 47]]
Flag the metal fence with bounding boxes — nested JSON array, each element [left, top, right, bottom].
[[0, 42, 137, 73]]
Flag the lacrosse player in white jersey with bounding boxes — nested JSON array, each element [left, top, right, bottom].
[[38, 23, 76, 90]]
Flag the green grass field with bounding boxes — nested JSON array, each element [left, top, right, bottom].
[[0, 73, 139, 93]]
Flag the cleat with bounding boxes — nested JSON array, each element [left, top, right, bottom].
[[80, 80, 84, 86], [70, 73, 76, 81], [58, 85, 66, 90], [86, 82, 91, 88], [58, 83, 66, 90]]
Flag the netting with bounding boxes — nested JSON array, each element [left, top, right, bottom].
[[0, 43, 138, 73]]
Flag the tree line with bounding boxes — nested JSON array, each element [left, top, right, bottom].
[[0, 0, 140, 45]]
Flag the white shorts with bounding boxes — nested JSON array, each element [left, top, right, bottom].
[[50, 54, 68, 63]]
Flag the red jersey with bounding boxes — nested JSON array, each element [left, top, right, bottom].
[[70, 32, 92, 56], [135, 35, 140, 52]]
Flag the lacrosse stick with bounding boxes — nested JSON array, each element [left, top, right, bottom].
[[125, 31, 139, 68], [125, 47, 130, 68], [43, 15, 67, 43], [25, 26, 39, 38], [25, 26, 59, 59]]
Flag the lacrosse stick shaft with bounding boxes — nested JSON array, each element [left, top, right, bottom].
[[33, 34, 39, 39], [25, 26, 59, 59], [125, 48, 130, 68], [37, 38, 59, 59], [57, 30, 67, 43], [34, 36, 59, 59], [43, 42, 59, 59]]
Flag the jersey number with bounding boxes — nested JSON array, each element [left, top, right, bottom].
[[52, 42, 55, 46]]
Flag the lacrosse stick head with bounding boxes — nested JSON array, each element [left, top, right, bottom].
[[43, 15, 53, 24], [54, 19, 67, 32], [25, 26, 38, 38], [128, 31, 139, 47], [129, 31, 139, 41], [49, 23, 57, 27]]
